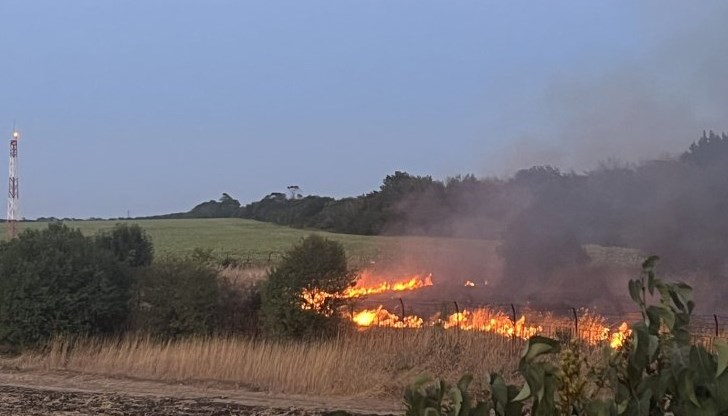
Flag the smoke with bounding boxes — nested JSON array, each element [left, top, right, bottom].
[[365, 4, 728, 314], [490, 2, 728, 173]]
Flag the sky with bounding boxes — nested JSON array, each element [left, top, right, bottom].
[[1, 1, 727, 219]]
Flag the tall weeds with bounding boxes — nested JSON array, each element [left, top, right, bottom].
[[10, 329, 519, 397]]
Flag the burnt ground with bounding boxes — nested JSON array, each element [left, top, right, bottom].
[[0, 370, 400, 416]]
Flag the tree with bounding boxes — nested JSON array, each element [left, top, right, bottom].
[[95, 223, 154, 268], [261, 235, 356, 338], [0, 224, 133, 348], [132, 257, 220, 338]]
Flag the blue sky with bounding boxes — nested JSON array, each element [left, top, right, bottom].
[[1, 1, 726, 218]]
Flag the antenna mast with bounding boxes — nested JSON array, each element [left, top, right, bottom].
[[7, 128, 19, 238]]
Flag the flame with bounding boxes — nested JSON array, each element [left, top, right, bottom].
[[300, 272, 433, 310], [442, 309, 541, 339], [298, 269, 632, 349], [352, 307, 423, 328], [609, 322, 631, 349], [343, 272, 433, 297]]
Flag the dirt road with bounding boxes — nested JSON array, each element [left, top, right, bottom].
[[0, 370, 401, 415]]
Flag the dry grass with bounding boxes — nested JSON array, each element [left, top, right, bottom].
[[7, 329, 521, 398]]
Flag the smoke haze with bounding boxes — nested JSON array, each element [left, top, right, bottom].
[[487, 2, 728, 174]]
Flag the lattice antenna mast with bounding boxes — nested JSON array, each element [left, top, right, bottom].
[[7, 128, 19, 238]]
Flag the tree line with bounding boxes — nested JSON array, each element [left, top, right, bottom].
[[159, 131, 728, 282]]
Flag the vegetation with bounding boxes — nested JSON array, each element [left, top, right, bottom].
[[261, 235, 356, 339], [0, 224, 134, 348], [132, 257, 221, 338], [404, 257, 728, 415], [7, 329, 519, 398], [1, 218, 514, 268], [172, 132, 728, 282], [95, 223, 154, 268]]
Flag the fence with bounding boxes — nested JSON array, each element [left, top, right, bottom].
[[346, 297, 728, 350]]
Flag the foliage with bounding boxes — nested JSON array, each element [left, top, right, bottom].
[[0, 223, 133, 348], [261, 234, 356, 339], [131, 257, 220, 338], [217, 276, 262, 336], [175, 132, 728, 283], [404, 257, 728, 415], [95, 223, 154, 267]]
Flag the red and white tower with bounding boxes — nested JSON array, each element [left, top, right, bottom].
[[7, 128, 19, 238]]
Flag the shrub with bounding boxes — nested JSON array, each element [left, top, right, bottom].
[[404, 257, 728, 415], [261, 234, 356, 339], [0, 224, 133, 348], [131, 257, 220, 338], [95, 223, 154, 268], [217, 276, 262, 335]]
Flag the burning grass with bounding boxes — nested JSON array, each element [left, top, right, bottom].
[[7, 329, 523, 398]]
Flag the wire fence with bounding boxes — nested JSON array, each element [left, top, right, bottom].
[[346, 297, 728, 350], [221, 251, 728, 348]]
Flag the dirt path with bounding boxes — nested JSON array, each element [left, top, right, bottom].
[[0, 370, 401, 415]]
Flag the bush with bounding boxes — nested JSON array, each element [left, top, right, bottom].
[[95, 223, 154, 268], [217, 276, 262, 336], [261, 234, 356, 339], [0, 224, 133, 348], [404, 257, 728, 415], [131, 257, 220, 338]]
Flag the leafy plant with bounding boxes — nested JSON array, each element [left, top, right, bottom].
[[404, 257, 728, 416]]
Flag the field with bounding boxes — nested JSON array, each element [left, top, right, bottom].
[[2, 218, 641, 269], [0, 218, 650, 414]]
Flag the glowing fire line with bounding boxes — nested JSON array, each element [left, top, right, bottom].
[[300, 271, 630, 348]]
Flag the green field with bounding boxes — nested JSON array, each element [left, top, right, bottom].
[[1, 219, 502, 267], [1, 218, 641, 269]]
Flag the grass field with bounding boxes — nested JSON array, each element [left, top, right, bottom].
[[1, 218, 641, 269], [8, 330, 524, 398], [0, 219, 504, 267]]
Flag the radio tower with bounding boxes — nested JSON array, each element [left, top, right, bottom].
[[7, 127, 19, 238]]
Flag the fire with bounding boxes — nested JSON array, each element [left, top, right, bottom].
[[352, 307, 423, 329], [300, 272, 433, 310], [609, 322, 631, 349], [343, 272, 433, 297], [299, 269, 632, 349], [442, 309, 541, 339]]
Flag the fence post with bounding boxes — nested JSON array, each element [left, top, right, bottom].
[[572, 307, 579, 341], [399, 298, 406, 339], [715, 314, 720, 337], [510, 304, 517, 356]]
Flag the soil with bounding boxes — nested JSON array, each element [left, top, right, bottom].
[[0, 370, 401, 416]]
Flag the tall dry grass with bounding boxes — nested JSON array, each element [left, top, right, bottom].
[[9, 329, 520, 398]]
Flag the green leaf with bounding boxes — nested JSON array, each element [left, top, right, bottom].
[[448, 387, 463, 416], [679, 368, 701, 408], [457, 374, 473, 393], [641, 255, 659, 269], [715, 338, 728, 378], [512, 381, 531, 402], [424, 407, 440, 416], [585, 400, 612, 416], [647, 270, 655, 295], [628, 279, 643, 306], [521, 336, 560, 363]]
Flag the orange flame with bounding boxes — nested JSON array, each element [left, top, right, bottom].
[[609, 322, 631, 349], [441, 309, 541, 339], [299, 270, 631, 349], [343, 272, 433, 297], [352, 307, 423, 329], [301, 272, 433, 310]]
